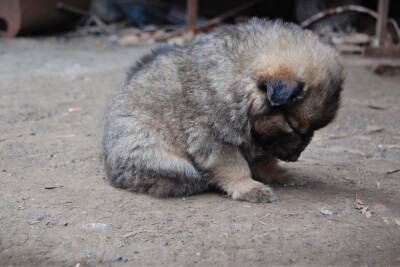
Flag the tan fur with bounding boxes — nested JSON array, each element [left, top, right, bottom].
[[209, 144, 276, 202], [251, 158, 290, 185], [248, 24, 344, 185], [251, 29, 342, 88]]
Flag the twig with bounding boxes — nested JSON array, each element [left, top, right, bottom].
[[300, 5, 400, 43], [44, 185, 64, 190], [386, 169, 400, 175], [197, 0, 261, 31]]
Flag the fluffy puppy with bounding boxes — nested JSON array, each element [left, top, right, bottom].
[[103, 18, 344, 203]]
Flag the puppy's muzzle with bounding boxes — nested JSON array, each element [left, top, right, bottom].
[[271, 131, 313, 162]]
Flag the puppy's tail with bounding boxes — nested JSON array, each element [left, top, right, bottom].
[[129, 177, 209, 198]]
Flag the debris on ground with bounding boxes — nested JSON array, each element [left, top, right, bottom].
[[386, 169, 400, 175], [123, 231, 142, 239], [81, 222, 109, 231], [68, 107, 82, 113], [364, 125, 385, 135], [72, 74, 88, 81], [355, 198, 373, 218], [366, 104, 386, 110], [320, 209, 336, 216], [368, 144, 387, 159], [373, 65, 400, 76], [16, 199, 26, 210], [355, 198, 365, 209], [113, 27, 193, 46], [28, 214, 47, 225], [112, 255, 128, 262], [44, 185, 64, 190]]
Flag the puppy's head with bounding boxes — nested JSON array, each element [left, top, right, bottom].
[[245, 20, 344, 160], [255, 60, 344, 135]]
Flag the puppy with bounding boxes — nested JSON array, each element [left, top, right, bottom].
[[103, 18, 344, 203]]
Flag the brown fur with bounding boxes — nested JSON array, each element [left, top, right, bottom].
[[247, 41, 344, 184]]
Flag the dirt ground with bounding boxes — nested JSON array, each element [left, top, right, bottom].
[[1, 36, 400, 267]]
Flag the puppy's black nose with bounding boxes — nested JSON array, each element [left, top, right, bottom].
[[265, 80, 304, 107]]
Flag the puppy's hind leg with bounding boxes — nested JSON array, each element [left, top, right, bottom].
[[105, 142, 208, 197], [142, 176, 208, 197]]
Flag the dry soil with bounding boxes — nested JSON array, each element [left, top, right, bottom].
[[0, 36, 400, 267]]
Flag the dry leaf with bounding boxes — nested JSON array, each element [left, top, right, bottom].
[[355, 198, 365, 209], [355, 198, 372, 218]]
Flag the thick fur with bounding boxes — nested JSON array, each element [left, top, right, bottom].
[[103, 18, 344, 202]]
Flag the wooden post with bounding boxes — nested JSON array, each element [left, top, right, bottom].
[[187, 0, 198, 33], [375, 0, 390, 47]]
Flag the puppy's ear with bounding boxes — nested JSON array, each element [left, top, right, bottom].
[[264, 80, 304, 107]]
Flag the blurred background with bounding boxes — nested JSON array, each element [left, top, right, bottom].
[[1, 0, 400, 61]]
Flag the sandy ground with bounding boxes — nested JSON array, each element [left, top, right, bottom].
[[0, 36, 400, 267]]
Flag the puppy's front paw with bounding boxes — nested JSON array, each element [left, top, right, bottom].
[[230, 181, 277, 203]]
